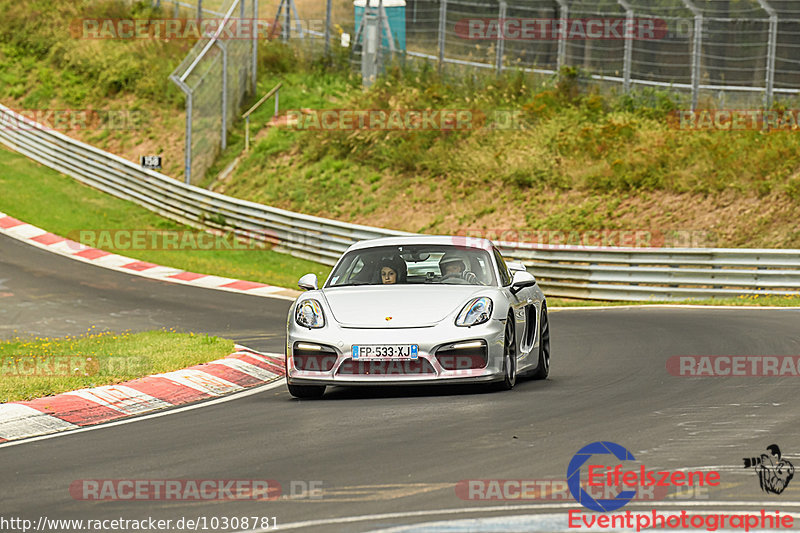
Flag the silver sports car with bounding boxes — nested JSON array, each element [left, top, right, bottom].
[[285, 235, 550, 398]]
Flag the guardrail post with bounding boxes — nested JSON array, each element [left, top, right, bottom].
[[437, 0, 447, 74], [618, 0, 634, 93], [496, 1, 506, 74], [555, 0, 568, 72], [682, 0, 703, 111], [757, 0, 778, 110]]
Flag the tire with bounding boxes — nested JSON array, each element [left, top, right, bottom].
[[287, 383, 326, 399], [497, 313, 517, 390], [532, 303, 550, 380]]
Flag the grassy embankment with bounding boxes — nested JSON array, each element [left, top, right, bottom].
[[1, 2, 799, 305], [0, 329, 235, 402]]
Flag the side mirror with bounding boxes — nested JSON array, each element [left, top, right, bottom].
[[506, 261, 527, 273], [298, 273, 318, 291], [510, 270, 536, 295]]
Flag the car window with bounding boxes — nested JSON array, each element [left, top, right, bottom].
[[493, 248, 512, 286], [326, 245, 498, 287]]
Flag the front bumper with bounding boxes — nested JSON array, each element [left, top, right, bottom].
[[286, 318, 506, 386]]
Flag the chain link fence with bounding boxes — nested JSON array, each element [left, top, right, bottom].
[[165, 0, 258, 185], [336, 0, 800, 107]]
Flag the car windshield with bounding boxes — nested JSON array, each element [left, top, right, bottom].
[[326, 245, 498, 287]]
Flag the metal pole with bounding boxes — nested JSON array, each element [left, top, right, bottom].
[[682, 0, 702, 111], [618, 0, 633, 93], [325, 0, 332, 59], [252, 0, 258, 93], [377, 0, 384, 74], [186, 92, 192, 184], [245, 116, 250, 152], [496, 1, 506, 74], [274, 89, 279, 117], [216, 41, 228, 150], [198, 0, 202, 20], [284, 0, 290, 41], [170, 75, 193, 184], [757, 0, 778, 110], [555, 0, 568, 72], [437, 0, 447, 74]]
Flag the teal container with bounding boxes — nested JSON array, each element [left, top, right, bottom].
[[354, 0, 406, 51]]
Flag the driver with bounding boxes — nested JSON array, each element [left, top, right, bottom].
[[439, 254, 478, 284]]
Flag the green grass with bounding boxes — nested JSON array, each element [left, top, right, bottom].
[[548, 295, 800, 308], [0, 329, 235, 402], [0, 145, 330, 289]]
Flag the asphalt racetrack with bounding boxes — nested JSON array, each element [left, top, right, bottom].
[[3, 232, 800, 532]]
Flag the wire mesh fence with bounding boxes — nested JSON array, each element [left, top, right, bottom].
[[314, 0, 800, 108], [161, 0, 800, 183], [166, 0, 257, 185]]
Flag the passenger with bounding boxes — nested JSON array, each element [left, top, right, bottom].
[[378, 258, 407, 284], [380, 265, 398, 285]]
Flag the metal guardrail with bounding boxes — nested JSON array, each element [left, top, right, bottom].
[[1, 102, 799, 301]]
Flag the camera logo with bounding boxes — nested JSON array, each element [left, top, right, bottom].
[[743, 444, 795, 495]]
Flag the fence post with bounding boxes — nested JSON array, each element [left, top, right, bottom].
[[216, 41, 228, 150], [170, 75, 193, 184], [618, 0, 633, 93], [252, 0, 258, 93], [284, 0, 290, 41], [555, 0, 568, 72], [325, 0, 332, 59], [496, 1, 506, 74], [437, 0, 447, 74], [757, 0, 778, 110], [682, 0, 702, 111], [377, 0, 384, 73], [198, 0, 202, 20]]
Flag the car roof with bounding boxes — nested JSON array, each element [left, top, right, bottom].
[[346, 235, 495, 252]]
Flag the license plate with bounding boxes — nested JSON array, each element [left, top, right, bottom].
[[352, 344, 419, 361]]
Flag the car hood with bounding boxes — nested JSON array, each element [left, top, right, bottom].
[[322, 285, 487, 328]]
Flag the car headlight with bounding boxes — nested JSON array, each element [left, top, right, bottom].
[[295, 299, 325, 329], [456, 297, 493, 327]]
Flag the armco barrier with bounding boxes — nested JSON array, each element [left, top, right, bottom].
[[1, 102, 799, 301]]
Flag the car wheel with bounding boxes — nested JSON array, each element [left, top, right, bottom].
[[497, 313, 517, 390], [532, 303, 550, 380], [287, 384, 326, 399]]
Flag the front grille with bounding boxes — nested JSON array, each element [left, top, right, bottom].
[[292, 342, 338, 372], [336, 359, 436, 375], [435, 340, 488, 370]]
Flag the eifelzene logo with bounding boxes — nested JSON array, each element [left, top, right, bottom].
[[743, 445, 794, 495]]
